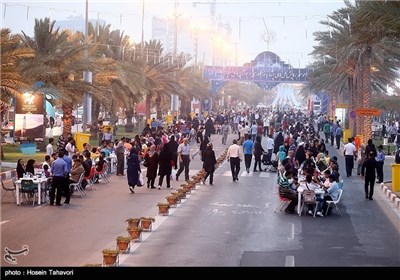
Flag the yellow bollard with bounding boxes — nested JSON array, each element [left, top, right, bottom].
[[392, 164, 400, 191]]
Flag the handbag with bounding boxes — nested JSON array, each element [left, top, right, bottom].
[[137, 172, 144, 187], [303, 183, 316, 204]]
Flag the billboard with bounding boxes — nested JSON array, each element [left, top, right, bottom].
[[14, 92, 44, 140]]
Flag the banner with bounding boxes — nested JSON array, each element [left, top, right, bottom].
[[204, 66, 310, 83], [14, 92, 44, 140]]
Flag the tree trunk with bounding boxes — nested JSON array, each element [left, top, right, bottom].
[[62, 102, 74, 136], [155, 96, 163, 120], [145, 94, 151, 122], [125, 108, 134, 132], [360, 47, 372, 143], [92, 99, 100, 123]]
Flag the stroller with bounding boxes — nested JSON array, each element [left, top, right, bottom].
[[262, 151, 278, 172]]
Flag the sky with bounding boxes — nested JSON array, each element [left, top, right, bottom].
[[1, 0, 348, 67]]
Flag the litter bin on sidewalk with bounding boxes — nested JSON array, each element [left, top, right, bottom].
[[392, 164, 400, 191], [74, 132, 91, 152]]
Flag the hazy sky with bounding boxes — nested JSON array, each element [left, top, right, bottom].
[[1, 0, 347, 67]]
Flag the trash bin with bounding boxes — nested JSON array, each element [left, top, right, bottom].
[[392, 164, 400, 191], [74, 133, 91, 152]]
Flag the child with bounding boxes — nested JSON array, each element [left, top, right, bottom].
[[43, 164, 51, 178]]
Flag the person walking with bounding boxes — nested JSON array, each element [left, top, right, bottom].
[[253, 135, 264, 172], [226, 139, 243, 182], [175, 138, 191, 182], [242, 135, 254, 173], [357, 143, 366, 176], [115, 137, 126, 176], [361, 151, 378, 200], [202, 143, 217, 185], [144, 145, 159, 189], [375, 145, 385, 183], [343, 137, 357, 177], [157, 143, 172, 189], [126, 148, 141, 194]]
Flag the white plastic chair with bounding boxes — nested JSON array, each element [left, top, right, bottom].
[[1, 179, 16, 203], [69, 173, 86, 197], [325, 189, 343, 216]]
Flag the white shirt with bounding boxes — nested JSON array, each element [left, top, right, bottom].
[[226, 144, 243, 160], [266, 137, 274, 150], [46, 143, 53, 156], [344, 142, 356, 156]]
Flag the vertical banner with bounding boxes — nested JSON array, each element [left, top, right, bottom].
[[14, 92, 44, 140]]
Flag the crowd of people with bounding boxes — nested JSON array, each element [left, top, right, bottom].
[[14, 106, 399, 212]]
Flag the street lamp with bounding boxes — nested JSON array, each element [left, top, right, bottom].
[[82, 0, 92, 132]]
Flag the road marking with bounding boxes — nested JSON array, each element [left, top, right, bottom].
[[210, 203, 233, 207], [222, 171, 232, 176], [259, 172, 270, 178], [0, 220, 10, 226], [240, 171, 253, 177], [285, 256, 295, 267], [288, 223, 294, 240]]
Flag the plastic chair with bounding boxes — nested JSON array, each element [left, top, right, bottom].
[[93, 163, 109, 184], [84, 167, 96, 190], [325, 189, 344, 216], [300, 190, 318, 217], [1, 179, 16, 203], [69, 173, 86, 197], [274, 185, 291, 213], [20, 179, 38, 206]]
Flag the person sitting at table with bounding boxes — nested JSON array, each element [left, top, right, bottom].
[[16, 159, 27, 179], [92, 152, 107, 184], [69, 158, 85, 194], [25, 159, 36, 176], [278, 170, 298, 214], [315, 174, 340, 217]]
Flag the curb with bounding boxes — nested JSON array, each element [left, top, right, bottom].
[[380, 183, 400, 212]]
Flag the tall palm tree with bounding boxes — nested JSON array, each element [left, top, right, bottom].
[[0, 29, 35, 160], [0, 28, 35, 101], [22, 18, 101, 136], [308, 0, 400, 140]]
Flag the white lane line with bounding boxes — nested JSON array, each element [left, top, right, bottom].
[[288, 223, 294, 240], [0, 220, 10, 226], [285, 256, 295, 267], [259, 172, 270, 178]]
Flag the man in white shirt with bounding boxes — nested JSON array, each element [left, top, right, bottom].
[[176, 138, 191, 182], [343, 137, 357, 177], [46, 138, 54, 156], [226, 139, 243, 182]]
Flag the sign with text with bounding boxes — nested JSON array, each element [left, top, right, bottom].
[[355, 108, 382, 117], [204, 66, 310, 83], [14, 92, 44, 140]]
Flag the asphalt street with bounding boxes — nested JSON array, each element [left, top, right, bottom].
[[1, 133, 399, 267]]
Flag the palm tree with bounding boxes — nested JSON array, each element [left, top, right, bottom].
[[22, 18, 100, 136], [308, 0, 400, 140], [1, 28, 35, 160]]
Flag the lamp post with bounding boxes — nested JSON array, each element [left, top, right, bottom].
[[171, 0, 179, 119], [82, 0, 92, 132]]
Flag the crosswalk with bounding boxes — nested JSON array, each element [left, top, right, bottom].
[[218, 170, 273, 178]]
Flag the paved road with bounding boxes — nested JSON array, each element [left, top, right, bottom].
[[1, 134, 399, 267]]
